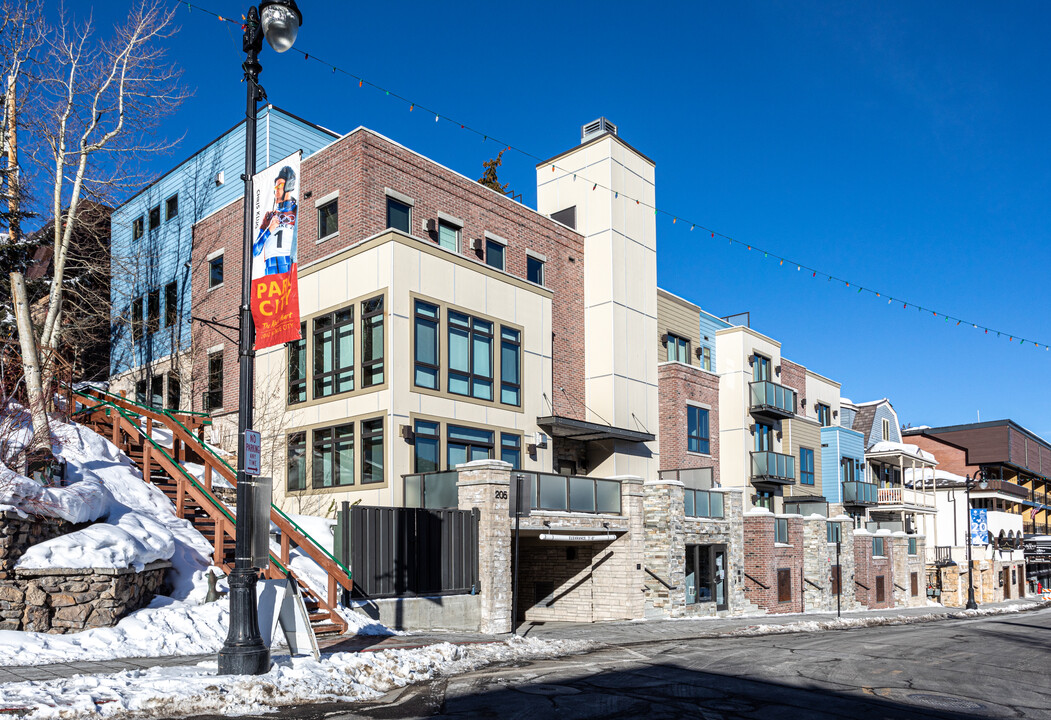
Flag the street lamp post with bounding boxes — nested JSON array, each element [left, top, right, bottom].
[[218, 0, 303, 677], [964, 470, 989, 611]]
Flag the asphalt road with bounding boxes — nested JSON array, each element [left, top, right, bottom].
[[217, 607, 1051, 719]]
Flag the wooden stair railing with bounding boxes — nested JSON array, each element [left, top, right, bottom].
[[71, 388, 352, 633]]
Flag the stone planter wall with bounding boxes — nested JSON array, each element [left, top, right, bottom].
[[2, 561, 170, 633], [0, 512, 75, 579]]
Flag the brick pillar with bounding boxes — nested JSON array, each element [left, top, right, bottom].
[[457, 460, 512, 634], [643, 477, 685, 618]]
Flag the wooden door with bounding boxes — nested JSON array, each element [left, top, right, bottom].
[[875, 575, 885, 602], [910, 572, 918, 597], [777, 568, 792, 603]]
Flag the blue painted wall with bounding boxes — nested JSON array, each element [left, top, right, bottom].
[[840, 405, 856, 430], [698, 309, 731, 373], [867, 403, 901, 445], [821, 425, 866, 503], [110, 106, 337, 376]]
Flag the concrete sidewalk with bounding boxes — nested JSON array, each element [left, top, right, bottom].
[[1, 597, 1046, 684]]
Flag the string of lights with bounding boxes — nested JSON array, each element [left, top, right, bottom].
[[180, 1, 1048, 351]]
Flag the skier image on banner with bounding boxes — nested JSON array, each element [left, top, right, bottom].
[[252, 165, 298, 276]]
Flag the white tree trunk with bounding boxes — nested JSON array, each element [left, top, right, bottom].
[[10, 271, 50, 454]]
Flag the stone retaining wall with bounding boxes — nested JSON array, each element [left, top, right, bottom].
[[1, 562, 170, 633], [0, 512, 75, 579]]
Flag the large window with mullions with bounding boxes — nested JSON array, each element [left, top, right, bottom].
[[448, 311, 493, 400], [414, 300, 440, 390], [447, 425, 494, 468], [313, 307, 354, 397]]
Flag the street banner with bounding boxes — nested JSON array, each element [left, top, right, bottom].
[[250, 152, 302, 350], [970, 508, 989, 545]]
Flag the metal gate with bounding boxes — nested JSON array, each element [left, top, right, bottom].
[[345, 506, 479, 599]]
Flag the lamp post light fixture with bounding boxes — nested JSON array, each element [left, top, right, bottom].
[[963, 470, 989, 611], [217, 0, 303, 678]]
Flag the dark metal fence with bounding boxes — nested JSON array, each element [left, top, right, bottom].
[[344, 505, 479, 599]]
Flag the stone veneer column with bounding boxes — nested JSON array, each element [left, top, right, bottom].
[[889, 533, 910, 607], [722, 489, 747, 615], [836, 518, 860, 611], [591, 476, 645, 621], [457, 460, 512, 634], [643, 477, 685, 618], [802, 516, 831, 612]]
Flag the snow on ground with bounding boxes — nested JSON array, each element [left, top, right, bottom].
[[0, 636, 594, 719], [18, 510, 175, 571], [180, 461, 233, 490]]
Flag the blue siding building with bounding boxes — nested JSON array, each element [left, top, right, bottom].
[[109, 106, 337, 404], [698, 309, 731, 372], [821, 425, 866, 504]]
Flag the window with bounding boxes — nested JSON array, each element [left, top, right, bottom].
[[501, 433, 521, 469], [312, 423, 354, 488], [318, 199, 338, 239], [775, 517, 789, 544], [500, 327, 520, 406], [165, 194, 178, 221], [827, 522, 842, 543], [314, 307, 354, 397], [150, 375, 164, 409], [701, 346, 712, 371], [687, 406, 710, 455], [414, 300, 440, 390], [167, 375, 181, 410], [448, 311, 493, 400], [755, 490, 773, 511], [147, 290, 160, 334], [447, 425, 493, 468], [386, 196, 410, 233], [666, 333, 690, 363], [413, 420, 440, 473], [526, 255, 544, 285], [206, 351, 223, 411], [288, 323, 306, 404], [208, 255, 224, 289], [438, 221, 460, 252], [149, 205, 161, 231], [131, 297, 143, 341], [132, 216, 144, 241], [873, 537, 886, 557], [485, 239, 504, 271], [777, 568, 792, 603], [800, 447, 815, 485], [755, 422, 773, 452], [882, 417, 891, 440], [135, 378, 147, 404], [361, 296, 384, 387], [753, 353, 771, 382], [164, 282, 178, 328], [287, 433, 307, 491], [908, 537, 917, 556], [816, 403, 832, 427], [361, 418, 384, 485], [841, 457, 857, 483]]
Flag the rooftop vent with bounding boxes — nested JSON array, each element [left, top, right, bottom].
[[581, 117, 617, 143]]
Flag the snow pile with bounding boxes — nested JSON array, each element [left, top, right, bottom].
[[0, 636, 593, 719], [181, 461, 233, 490], [18, 509, 175, 571], [867, 440, 937, 463], [0, 466, 109, 523]]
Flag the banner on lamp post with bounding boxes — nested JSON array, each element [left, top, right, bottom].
[[250, 151, 302, 350], [970, 508, 989, 545]]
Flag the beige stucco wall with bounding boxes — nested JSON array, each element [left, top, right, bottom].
[[254, 232, 553, 513]]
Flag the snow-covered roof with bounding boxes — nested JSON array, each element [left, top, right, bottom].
[[904, 467, 968, 486], [855, 398, 891, 407], [867, 440, 937, 464]]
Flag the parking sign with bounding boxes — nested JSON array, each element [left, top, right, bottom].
[[244, 429, 261, 476]]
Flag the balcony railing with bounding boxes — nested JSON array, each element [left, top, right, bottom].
[[933, 546, 954, 565], [749, 381, 796, 419], [685, 488, 724, 519], [404, 471, 460, 509], [750, 451, 795, 485], [843, 480, 878, 505], [877, 486, 935, 509], [529, 473, 622, 514]]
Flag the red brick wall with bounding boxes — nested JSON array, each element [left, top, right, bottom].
[[743, 515, 804, 614], [190, 128, 586, 419], [779, 358, 806, 397], [854, 534, 895, 609], [658, 364, 719, 483]]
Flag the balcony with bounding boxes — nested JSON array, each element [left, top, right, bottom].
[[750, 451, 795, 485], [843, 480, 878, 506], [973, 479, 1031, 500], [404, 470, 622, 515], [749, 381, 797, 420], [404, 471, 460, 509], [876, 486, 935, 510]]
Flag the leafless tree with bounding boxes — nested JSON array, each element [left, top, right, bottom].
[[2, 0, 189, 454]]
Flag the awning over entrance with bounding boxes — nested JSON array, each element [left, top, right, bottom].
[[536, 415, 655, 444]]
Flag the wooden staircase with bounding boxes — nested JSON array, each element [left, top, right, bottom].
[[71, 386, 352, 635]]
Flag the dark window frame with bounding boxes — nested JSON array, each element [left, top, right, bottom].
[[164, 281, 178, 328], [753, 353, 771, 382], [165, 194, 178, 221], [361, 295, 385, 388], [447, 310, 493, 401], [208, 255, 224, 289], [360, 418, 384, 485], [206, 351, 223, 411], [446, 424, 494, 469], [312, 423, 355, 489], [287, 322, 307, 404], [413, 300, 440, 391], [526, 255, 544, 285], [667, 332, 690, 363], [800, 447, 815, 485], [775, 517, 789, 544], [816, 403, 832, 427], [687, 405, 711, 455], [287, 432, 307, 492], [146, 289, 160, 334], [873, 536, 886, 557], [485, 239, 505, 271], [386, 196, 411, 233], [437, 220, 460, 253], [318, 198, 338, 239], [500, 433, 521, 469], [132, 216, 144, 241], [313, 307, 354, 399], [499, 326, 520, 406], [131, 297, 144, 341], [148, 205, 161, 231]]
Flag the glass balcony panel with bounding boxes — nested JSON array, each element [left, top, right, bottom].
[[538, 474, 568, 511], [427, 471, 460, 509], [696, 491, 710, 517], [595, 480, 621, 514], [404, 474, 422, 508], [568, 476, 596, 512], [711, 492, 724, 518], [684, 490, 695, 517]]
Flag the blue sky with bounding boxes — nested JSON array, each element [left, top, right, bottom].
[[68, 1, 1051, 437]]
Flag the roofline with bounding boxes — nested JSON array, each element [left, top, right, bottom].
[[657, 286, 700, 312], [117, 105, 339, 210], [536, 130, 656, 169], [899, 428, 972, 455], [903, 419, 1051, 453]]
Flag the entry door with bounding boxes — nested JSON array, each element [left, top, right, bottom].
[[713, 546, 728, 611], [1003, 568, 1011, 599]]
